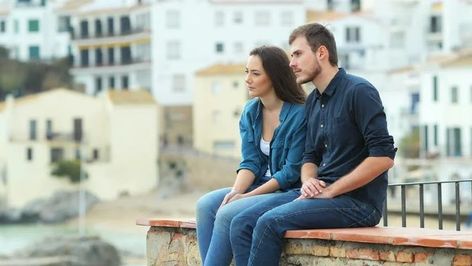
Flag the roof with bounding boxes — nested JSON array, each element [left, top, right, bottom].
[[0, 102, 4, 112], [426, 48, 472, 68], [56, 0, 93, 12], [306, 9, 377, 23], [387, 65, 416, 75], [0, 88, 88, 109], [106, 90, 155, 105], [196, 63, 246, 76]]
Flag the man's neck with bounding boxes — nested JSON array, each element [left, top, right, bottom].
[[313, 66, 339, 94]]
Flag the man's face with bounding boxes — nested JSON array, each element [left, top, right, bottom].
[[289, 36, 321, 85]]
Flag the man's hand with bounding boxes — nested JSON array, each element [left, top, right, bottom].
[[296, 178, 332, 200]]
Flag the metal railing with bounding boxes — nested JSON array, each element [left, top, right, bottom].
[[383, 179, 472, 231]]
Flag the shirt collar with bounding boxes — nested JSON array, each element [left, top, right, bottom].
[[315, 68, 345, 98], [255, 98, 292, 123]]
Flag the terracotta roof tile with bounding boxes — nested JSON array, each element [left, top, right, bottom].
[[196, 63, 246, 76], [107, 90, 155, 105]]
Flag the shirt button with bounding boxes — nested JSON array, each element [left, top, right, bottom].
[[320, 124, 324, 128], [321, 104, 325, 108], [322, 163, 326, 166], [324, 143, 328, 148]]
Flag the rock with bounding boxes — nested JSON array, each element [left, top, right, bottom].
[[14, 236, 121, 266], [0, 190, 99, 224]]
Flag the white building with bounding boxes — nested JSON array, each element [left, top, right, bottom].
[[66, 0, 152, 95], [0, 0, 71, 61], [0, 88, 158, 207], [152, 0, 306, 106]]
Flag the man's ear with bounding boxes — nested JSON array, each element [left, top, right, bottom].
[[317, 45, 329, 61]]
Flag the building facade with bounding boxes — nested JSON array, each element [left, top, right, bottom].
[[0, 88, 158, 207]]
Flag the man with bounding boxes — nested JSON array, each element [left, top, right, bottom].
[[229, 23, 396, 265]]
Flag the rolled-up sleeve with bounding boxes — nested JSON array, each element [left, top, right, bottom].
[[352, 84, 397, 159]]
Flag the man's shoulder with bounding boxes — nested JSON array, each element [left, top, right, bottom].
[[343, 73, 377, 94]]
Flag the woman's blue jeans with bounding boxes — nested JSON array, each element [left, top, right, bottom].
[[196, 187, 276, 266], [230, 189, 382, 266]]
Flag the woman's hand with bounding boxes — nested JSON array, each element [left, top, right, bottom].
[[226, 193, 250, 204], [220, 189, 243, 207]]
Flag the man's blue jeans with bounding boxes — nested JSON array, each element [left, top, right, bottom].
[[230, 189, 382, 266], [196, 187, 277, 266]]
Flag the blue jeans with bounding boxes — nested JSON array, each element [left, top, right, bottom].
[[196, 186, 276, 266], [230, 189, 382, 266]]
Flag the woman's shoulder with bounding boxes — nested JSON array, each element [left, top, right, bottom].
[[242, 98, 260, 114]]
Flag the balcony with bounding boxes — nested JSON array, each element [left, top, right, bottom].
[[71, 58, 151, 74], [71, 27, 150, 41]]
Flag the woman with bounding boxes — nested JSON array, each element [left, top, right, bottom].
[[196, 46, 306, 266]]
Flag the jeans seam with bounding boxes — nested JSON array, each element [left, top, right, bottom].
[[347, 208, 378, 227]]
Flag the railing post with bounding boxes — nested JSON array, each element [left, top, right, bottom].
[[455, 182, 461, 231], [401, 185, 406, 227], [383, 192, 388, 227], [438, 183, 443, 230], [419, 184, 424, 228]]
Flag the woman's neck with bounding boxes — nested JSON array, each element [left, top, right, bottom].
[[260, 93, 283, 112]]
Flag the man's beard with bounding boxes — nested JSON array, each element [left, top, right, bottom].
[[297, 61, 322, 85]]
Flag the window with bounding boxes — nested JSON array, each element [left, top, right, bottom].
[[167, 41, 181, 59], [95, 19, 102, 36], [93, 149, 99, 160], [57, 16, 70, 32], [120, 46, 131, 64], [50, 148, 64, 163], [95, 76, 102, 93], [166, 10, 180, 28], [233, 11, 243, 24], [410, 92, 419, 114], [120, 16, 131, 35], [80, 20, 88, 38], [215, 11, 224, 26], [432, 76, 438, 102], [0, 20, 5, 32], [109, 76, 115, 89], [446, 127, 462, 157], [29, 45, 40, 60], [351, 0, 361, 12], [211, 81, 221, 95], [232, 81, 239, 89], [108, 47, 114, 65], [433, 124, 438, 146], [422, 125, 429, 154], [215, 42, 224, 53], [107, 17, 114, 35], [95, 48, 103, 65], [430, 15, 442, 33], [451, 86, 458, 104], [255, 11, 270, 26], [233, 42, 243, 54], [80, 49, 89, 67], [122, 75, 129, 89], [280, 11, 293, 26], [73, 118, 83, 143], [172, 74, 185, 92], [29, 119, 37, 140], [28, 19, 39, 32], [26, 148, 33, 161], [345, 26, 361, 43], [46, 119, 53, 140], [14, 19, 19, 34], [327, 0, 335, 11]]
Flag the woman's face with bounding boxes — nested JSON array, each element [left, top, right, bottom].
[[245, 55, 273, 98]]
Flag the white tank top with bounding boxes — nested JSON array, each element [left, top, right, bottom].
[[260, 138, 271, 177]]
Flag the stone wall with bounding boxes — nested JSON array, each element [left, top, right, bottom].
[[145, 226, 472, 266]]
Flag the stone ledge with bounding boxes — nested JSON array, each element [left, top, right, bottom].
[[136, 218, 472, 250]]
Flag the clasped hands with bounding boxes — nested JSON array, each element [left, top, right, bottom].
[[296, 177, 333, 200]]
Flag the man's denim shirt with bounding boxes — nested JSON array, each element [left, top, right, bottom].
[[303, 69, 396, 212], [237, 98, 306, 190]]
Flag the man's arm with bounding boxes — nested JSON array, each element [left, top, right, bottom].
[[315, 156, 393, 198]]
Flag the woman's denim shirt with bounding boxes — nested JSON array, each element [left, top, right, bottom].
[[237, 98, 306, 190]]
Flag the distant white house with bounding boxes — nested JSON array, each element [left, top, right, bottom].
[[0, 88, 158, 207], [152, 0, 306, 106], [0, 0, 71, 61]]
